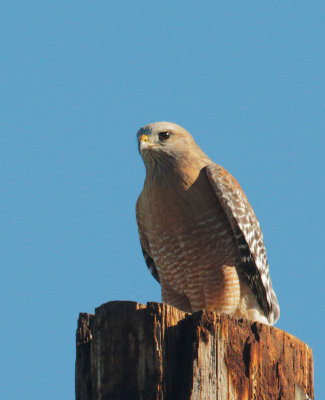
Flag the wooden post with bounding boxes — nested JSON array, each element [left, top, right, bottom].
[[75, 301, 314, 400]]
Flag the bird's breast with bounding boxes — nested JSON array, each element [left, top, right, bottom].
[[143, 171, 240, 302]]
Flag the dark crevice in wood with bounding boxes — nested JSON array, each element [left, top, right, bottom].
[[242, 336, 251, 378]]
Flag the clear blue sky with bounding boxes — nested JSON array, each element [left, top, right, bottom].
[[1, 1, 324, 399]]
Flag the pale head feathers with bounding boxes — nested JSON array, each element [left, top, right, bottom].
[[136, 122, 211, 171]]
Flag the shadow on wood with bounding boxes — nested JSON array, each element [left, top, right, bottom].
[[75, 301, 313, 400]]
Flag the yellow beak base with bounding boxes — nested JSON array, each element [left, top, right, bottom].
[[140, 134, 149, 143]]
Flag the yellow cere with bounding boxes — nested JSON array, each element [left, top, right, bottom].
[[140, 134, 149, 142]]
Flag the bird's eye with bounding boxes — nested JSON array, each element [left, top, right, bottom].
[[158, 131, 171, 141]]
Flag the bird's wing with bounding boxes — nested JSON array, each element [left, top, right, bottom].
[[141, 247, 160, 284], [204, 163, 280, 324], [136, 196, 160, 284]]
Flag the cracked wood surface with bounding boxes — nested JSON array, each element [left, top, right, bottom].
[[75, 301, 313, 400]]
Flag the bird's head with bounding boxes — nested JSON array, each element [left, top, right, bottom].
[[136, 122, 211, 170]]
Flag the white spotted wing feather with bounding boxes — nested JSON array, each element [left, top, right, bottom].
[[205, 164, 280, 325]]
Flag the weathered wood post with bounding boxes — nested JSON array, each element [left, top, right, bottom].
[[75, 301, 314, 400]]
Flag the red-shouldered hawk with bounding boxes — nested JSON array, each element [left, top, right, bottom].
[[136, 122, 280, 325]]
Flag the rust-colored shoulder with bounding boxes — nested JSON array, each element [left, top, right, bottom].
[[211, 164, 250, 204]]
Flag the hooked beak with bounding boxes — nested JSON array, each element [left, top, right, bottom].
[[139, 134, 152, 153]]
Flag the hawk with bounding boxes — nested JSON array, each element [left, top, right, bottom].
[[136, 122, 280, 325]]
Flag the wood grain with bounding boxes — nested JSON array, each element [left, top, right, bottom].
[[75, 301, 313, 400]]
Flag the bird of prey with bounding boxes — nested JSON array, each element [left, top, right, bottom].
[[136, 122, 280, 325]]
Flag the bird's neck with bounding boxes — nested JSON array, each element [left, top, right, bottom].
[[144, 157, 208, 191]]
